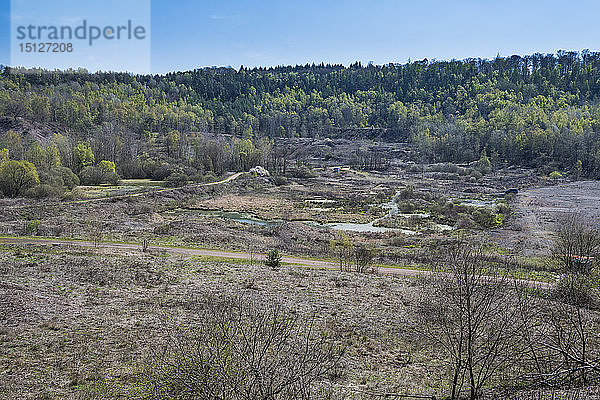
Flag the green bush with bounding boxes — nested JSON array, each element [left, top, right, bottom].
[[475, 152, 492, 175], [164, 172, 189, 187], [288, 166, 314, 179], [153, 223, 171, 235], [549, 170, 563, 180], [79, 166, 103, 185], [396, 200, 416, 213], [265, 249, 282, 269], [471, 207, 502, 228], [469, 169, 483, 180], [495, 200, 512, 217], [80, 165, 120, 185], [457, 167, 470, 176], [272, 175, 288, 186], [61, 187, 83, 201], [38, 166, 80, 194], [52, 166, 80, 189], [427, 163, 459, 173], [24, 184, 63, 198], [25, 219, 40, 235], [151, 164, 173, 181], [0, 160, 40, 197]]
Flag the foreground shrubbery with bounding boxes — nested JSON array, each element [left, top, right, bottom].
[[141, 296, 343, 400], [421, 245, 600, 400], [3, 239, 599, 400]]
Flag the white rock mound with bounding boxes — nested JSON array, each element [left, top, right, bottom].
[[249, 166, 270, 177]]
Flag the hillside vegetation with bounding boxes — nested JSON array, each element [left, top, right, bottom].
[[1, 51, 600, 197]]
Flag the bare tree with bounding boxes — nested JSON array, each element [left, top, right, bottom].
[[145, 296, 343, 400], [88, 219, 103, 247], [419, 245, 528, 400], [353, 244, 376, 273], [331, 233, 377, 274], [554, 214, 600, 274], [142, 237, 150, 252], [517, 292, 600, 387]]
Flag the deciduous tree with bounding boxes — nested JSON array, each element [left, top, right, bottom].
[[0, 160, 40, 197]]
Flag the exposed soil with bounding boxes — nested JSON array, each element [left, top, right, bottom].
[[490, 181, 600, 256], [0, 165, 549, 269]]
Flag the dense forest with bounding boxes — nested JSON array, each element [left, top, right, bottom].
[[2, 50, 600, 196]]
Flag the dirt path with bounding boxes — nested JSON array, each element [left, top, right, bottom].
[[0, 237, 551, 289], [1, 172, 245, 210], [75, 171, 245, 203]]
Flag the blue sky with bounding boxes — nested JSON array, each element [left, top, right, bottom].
[[1, 0, 600, 73]]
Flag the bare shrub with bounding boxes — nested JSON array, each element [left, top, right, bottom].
[[553, 273, 599, 307], [87, 219, 103, 247], [554, 214, 600, 275], [331, 232, 377, 273], [518, 297, 600, 387], [331, 231, 353, 272], [142, 237, 150, 252], [552, 213, 600, 307], [143, 296, 343, 400], [480, 386, 600, 400], [353, 244, 376, 273], [419, 245, 529, 400]]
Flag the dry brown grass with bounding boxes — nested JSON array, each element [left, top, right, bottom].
[[0, 243, 440, 400]]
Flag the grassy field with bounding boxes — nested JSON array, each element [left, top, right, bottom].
[[75, 179, 165, 199], [1, 166, 599, 399], [0, 243, 440, 400]]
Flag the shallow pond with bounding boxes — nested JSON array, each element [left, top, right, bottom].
[[168, 208, 273, 226], [301, 220, 417, 235], [458, 199, 497, 208], [328, 222, 417, 235], [168, 188, 455, 235]]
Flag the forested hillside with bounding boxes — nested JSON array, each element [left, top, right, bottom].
[[2, 50, 600, 197]]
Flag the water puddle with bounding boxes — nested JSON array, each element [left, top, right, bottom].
[[305, 199, 336, 204], [302, 220, 417, 235], [459, 199, 496, 208], [433, 223, 454, 231], [168, 208, 273, 226], [166, 188, 455, 235], [329, 222, 417, 235]]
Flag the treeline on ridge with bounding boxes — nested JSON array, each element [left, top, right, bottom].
[[2, 50, 600, 197]]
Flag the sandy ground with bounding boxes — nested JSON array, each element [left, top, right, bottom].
[[490, 181, 600, 256]]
